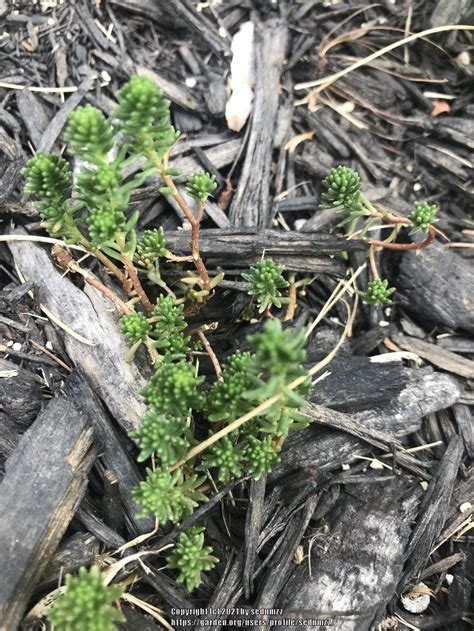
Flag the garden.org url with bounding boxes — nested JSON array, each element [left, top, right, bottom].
[[171, 620, 334, 627]]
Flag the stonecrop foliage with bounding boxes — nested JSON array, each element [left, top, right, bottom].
[[321, 165, 438, 306], [23, 76, 313, 603], [46, 566, 125, 631], [23, 73, 442, 620], [22, 75, 218, 305]]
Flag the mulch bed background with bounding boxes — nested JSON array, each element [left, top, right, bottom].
[[0, 1, 473, 630]]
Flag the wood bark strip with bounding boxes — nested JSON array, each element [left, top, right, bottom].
[[276, 477, 420, 631], [271, 371, 460, 481], [393, 333, 474, 379], [229, 18, 289, 227], [35, 532, 100, 593], [63, 372, 154, 534], [161, 0, 230, 58], [396, 240, 474, 334], [0, 357, 43, 471], [0, 391, 96, 630], [9, 233, 147, 433], [163, 228, 365, 275], [398, 435, 464, 590]]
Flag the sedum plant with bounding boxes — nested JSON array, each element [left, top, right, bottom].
[[22, 75, 219, 309], [166, 527, 219, 592], [46, 566, 125, 631], [128, 318, 311, 524], [132, 468, 207, 523], [23, 77, 316, 596], [242, 259, 289, 314], [320, 165, 439, 306], [363, 278, 396, 306]]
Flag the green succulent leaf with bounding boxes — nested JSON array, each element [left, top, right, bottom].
[[22, 152, 72, 203], [46, 566, 125, 631], [64, 104, 114, 160], [132, 468, 207, 524], [205, 351, 253, 423], [185, 171, 217, 202], [321, 165, 368, 221], [120, 311, 151, 345], [242, 259, 289, 314], [362, 278, 396, 306], [243, 435, 280, 480], [136, 227, 167, 267], [407, 201, 438, 234], [166, 527, 218, 592], [129, 411, 190, 465], [151, 295, 191, 355], [113, 75, 180, 157], [141, 359, 204, 417], [200, 436, 245, 482]]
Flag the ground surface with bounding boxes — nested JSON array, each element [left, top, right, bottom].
[[0, 1, 473, 630]]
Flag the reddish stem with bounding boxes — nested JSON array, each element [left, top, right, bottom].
[[161, 174, 211, 294], [197, 329, 223, 382], [121, 256, 154, 314], [365, 230, 435, 251]]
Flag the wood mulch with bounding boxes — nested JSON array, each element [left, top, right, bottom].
[[0, 1, 473, 630]]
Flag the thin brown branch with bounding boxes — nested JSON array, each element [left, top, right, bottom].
[[52, 245, 132, 315], [366, 229, 435, 250], [161, 173, 211, 294], [121, 256, 154, 314], [368, 246, 380, 278], [91, 248, 128, 286], [367, 210, 411, 226], [196, 327, 223, 382]]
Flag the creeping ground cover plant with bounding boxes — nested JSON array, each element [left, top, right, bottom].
[[321, 165, 440, 306], [22, 76, 440, 626]]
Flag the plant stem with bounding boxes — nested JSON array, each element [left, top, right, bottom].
[[366, 229, 435, 251], [368, 246, 380, 278], [161, 160, 211, 294], [121, 256, 154, 314], [196, 327, 223, 381], [92, 248, 128, 286], [284, 273, 297, 321], [163, 175, 210, 292], [73, 230, 128, 288], [52, 245, 132, 315]]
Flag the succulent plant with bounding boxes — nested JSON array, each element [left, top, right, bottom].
[[242, 259, 289, 313], [185, 171, 217, 202], [408, 201, 438, 234], [363, 278, 396, 306], [46, 566, 125, 631], [132, 468, 207, 523], [166, 527, 218, 592]]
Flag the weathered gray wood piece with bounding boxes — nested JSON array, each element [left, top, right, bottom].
[[35, 532, 100, 593], [276, 477, 420, 631], [163, 229, 365, 276], [0, 392, 96, 630], [393, 333, 474, 379], [64, 373, 154, 534], [9, 234, 147, 433], [398, 435, 464, 591], [271, 370, 460, 481], [0, 357, 43, 471], [229, 18, 289, 227], [397, 240, 474, 333]]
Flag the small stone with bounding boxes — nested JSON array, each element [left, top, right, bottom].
[[401, 583, 430, 613]]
